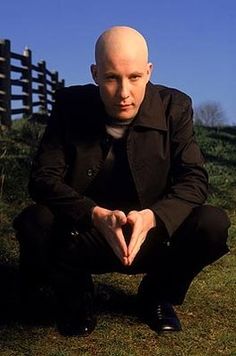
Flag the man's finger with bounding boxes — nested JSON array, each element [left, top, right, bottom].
[[106, 227, 129, 265], [107, 211, 126, 228], [128, 233, 145, 265], [128, 233, 142, 260], [113, 210, 127, 225], [115, 227, 128, 256], [127, 213, 142, 255]]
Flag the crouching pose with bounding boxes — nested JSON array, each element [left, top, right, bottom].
[[14, 26, 230, 336]]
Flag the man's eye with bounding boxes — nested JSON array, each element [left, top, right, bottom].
[[105, 76, 117, 81], [130, 75, 141, 81]]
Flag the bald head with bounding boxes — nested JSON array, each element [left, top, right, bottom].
[[95, 26, 149, 66], [91, 26, 152, 120]]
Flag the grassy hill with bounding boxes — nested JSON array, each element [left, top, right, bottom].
[[0, 122, 235, 355]]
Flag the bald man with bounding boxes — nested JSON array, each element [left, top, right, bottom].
[[14, 26, 230, 337]]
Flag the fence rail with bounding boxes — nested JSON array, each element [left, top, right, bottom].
[[0, 39, 65, 127]]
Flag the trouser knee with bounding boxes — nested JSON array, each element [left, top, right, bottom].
[[194, 205, 230, 242], [13, 204, 55, 246], [13, 203, 55, 232], [191, 205, 230, 262]]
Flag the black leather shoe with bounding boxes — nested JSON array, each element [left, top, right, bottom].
[[139, 301, 182, 333]]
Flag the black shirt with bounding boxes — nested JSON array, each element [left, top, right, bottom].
[[85, 134, 140, 213]]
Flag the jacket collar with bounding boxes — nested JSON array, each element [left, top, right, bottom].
[[133, 82, 167, 131]]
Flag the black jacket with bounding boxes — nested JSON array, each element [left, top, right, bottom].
[[29, 82, 208, 237]]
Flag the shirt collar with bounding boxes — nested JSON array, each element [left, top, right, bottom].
[[132, 82, 167, 131]]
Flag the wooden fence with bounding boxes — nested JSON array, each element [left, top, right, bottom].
[[0, 39, 65, 127]]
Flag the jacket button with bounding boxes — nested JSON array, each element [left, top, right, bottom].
[[87, 168, 93, 177]]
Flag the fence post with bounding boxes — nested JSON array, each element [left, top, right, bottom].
[[22, 47, 32, 118], [60, 78, 65, 89], [51, 70, 59, 101], [38, 60, 47, 113], [0, 39, 11, 127], [51, 71, 65, 100]]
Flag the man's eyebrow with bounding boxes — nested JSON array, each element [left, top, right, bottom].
[[129, 71, 143, 76], [104, 71, 144, 76], [104, 71, 118, 76]]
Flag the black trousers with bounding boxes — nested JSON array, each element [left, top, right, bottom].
[[13, 204, 230, 305]]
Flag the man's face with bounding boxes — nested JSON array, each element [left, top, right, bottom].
[[91, 54, 152, 120]]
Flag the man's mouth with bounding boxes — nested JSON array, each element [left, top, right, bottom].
[[117, 104, 133, 109]]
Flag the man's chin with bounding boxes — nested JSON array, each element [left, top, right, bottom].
[[112, 110, 137, 121]]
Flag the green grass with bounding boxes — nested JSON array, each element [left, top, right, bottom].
[[0, 125, 236, 355]]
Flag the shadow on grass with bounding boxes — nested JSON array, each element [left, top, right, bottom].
[[0, 263, 21, 325], [0, 263, 135, 328], [95, 282, 137, 317], [0, 263, 55, 327]]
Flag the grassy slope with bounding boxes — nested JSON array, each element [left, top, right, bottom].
[[0, 125, 235, 356]]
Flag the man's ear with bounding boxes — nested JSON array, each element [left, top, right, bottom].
[[147, 62, 153, 82], [90, 64, 98, 84]]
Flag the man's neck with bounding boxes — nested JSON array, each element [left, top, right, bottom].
[[105, 116, 134, 127]]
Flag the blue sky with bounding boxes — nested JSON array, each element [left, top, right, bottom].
[[1, 0, 236, 123]]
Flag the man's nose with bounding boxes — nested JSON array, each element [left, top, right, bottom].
[[119, 80, 130, 99]]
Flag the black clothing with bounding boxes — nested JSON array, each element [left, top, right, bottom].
[[14, 82, 230, 314], [28, 82, 208, 237], [85, 136, 139, 213], [14, 204, 230, 305]]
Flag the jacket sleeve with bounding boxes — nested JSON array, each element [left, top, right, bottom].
[[151, 97, 208, 237], [28, 90, 97, 229]]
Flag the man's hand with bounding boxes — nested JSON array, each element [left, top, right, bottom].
[[92, 207, 156, 266], [92, 206, 129, 265], [127, 209, 156, 265]]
